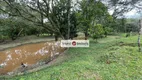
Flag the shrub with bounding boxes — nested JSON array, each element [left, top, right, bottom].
[[89, 24, 104, 41]]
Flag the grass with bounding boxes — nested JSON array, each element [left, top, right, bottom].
[[1, 34, 142, 80]]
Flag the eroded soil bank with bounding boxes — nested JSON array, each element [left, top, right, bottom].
[[0, 35, 54, 51]]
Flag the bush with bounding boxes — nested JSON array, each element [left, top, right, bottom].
[[89, 24, 104, 41], [0, 18, 49, 40]]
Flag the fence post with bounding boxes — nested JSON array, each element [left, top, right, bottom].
[[138, 19, 142, 52]]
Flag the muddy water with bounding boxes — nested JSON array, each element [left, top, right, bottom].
[[0, 41, 65, 75]]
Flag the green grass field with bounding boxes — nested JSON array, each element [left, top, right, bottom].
[[3, 34, 142, 80]]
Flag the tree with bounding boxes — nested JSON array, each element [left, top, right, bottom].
[[89, 24, 104, 42], [77, 0, 110, 39], [0, 0, 77, 41], [0, 17, 40, 40], [104, 0, 142, 33]]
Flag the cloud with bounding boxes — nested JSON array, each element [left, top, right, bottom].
[[108, 9, 141, 19], [124, 9, 141, 18]]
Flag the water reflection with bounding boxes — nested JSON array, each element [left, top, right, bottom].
[[0, 41, 64, 75]]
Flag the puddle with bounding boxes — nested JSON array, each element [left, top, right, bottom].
[[0, 41, 65, 75]]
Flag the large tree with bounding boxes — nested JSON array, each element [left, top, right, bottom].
[[0, 0, 77, 40], [77, 0, 110, 39]]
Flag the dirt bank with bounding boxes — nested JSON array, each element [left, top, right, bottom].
[[0, 35, 55, 51]]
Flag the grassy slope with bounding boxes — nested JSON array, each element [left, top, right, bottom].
[[4, 35, 142, 80]]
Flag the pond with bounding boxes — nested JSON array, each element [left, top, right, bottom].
[[0, 41, 65, 75]]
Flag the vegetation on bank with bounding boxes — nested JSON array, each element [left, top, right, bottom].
[[0, 0, 140, 41], [0, 34, 141, 80]]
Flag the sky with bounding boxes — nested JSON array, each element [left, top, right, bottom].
[[124, 9, 142, 19], [108, 8, 142, 19], [102, 0, 142, 19], [1, 0, 142, 19]]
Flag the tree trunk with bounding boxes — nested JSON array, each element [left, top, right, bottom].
[[138, 19, 142, 52], [55, 34, 58, 41], [84, 31, 88, 40], [17, 28, 23, 37], [67, 0, 71, 39], [50, 33, 53, 36], [70, 34, 74, 40], [138, 33, 141, 52]]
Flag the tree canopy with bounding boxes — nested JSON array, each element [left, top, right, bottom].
[[0, 0, 141, 41]]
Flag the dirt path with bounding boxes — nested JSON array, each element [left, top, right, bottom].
[[0, 35, 55, 51]]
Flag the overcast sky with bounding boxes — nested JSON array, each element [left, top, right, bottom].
[[108, 9, 141, 19], [124, 9, 142, 19], [101, 0, 142, 19]]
